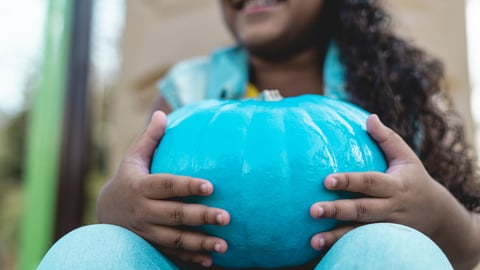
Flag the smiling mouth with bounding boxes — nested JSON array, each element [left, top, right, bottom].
[[232, 0, 287, 11]]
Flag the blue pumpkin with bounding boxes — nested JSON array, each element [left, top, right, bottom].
[[150, 93, 387, 268]]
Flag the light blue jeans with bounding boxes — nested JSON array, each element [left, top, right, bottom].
[[37, 223, 453, 270]]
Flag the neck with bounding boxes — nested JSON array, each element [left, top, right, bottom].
[[248, 44, 327, 97]]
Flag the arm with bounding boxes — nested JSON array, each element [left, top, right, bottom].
[[96, 96, 230, 267], [309, 115, 480, 269], [149, 94, 173, 116]]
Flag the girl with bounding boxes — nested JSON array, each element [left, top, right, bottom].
[[40, 0, 480, 269]]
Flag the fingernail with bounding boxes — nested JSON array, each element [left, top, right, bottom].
[[201, 260, 212, 268], [317, 206, 324, 218], [214, 243, 222, 253], [328, 177, 337, 188], [195, 258, 211, 268], [200, 183, 210, 193], [317, 237, 325, 250], [216, 213, 224, 224]]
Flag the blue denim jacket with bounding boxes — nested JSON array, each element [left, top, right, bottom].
[[158, 43, 348, 110]]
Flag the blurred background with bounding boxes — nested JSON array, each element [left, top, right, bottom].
[[0, 0, 479, 269]]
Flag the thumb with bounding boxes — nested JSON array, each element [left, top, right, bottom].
[[126, 111, 167, 167], [367, 114, 419, 165]]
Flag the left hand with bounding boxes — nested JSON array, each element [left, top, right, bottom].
[[309, 114, 447, 251]]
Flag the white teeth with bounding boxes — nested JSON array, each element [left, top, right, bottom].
[[244, 0, 280, 9]]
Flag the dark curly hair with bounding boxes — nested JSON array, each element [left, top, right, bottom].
[[321, 0, 480, 210]]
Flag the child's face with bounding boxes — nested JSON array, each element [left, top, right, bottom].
[[220, 0, 326, 56]]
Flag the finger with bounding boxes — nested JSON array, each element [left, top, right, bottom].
[[323, 172, 398, 197], [310, 197, 393, 222], [311, 225, 357, 250], [367, 114, 419, 165], [125, 111, 168, 170], [157, 247, 213, 268], [141, 174, 214, 199], [145, 200, 230, 226], [144, 225, 228, 254]]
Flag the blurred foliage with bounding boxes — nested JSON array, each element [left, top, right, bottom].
[[0, 102, 111, 269], [0, 111, 26, 184], [0, 81, 113, 268], [0, 1, 121, 268], [0, 181, 22, 270], [0, 110, 26, 270]]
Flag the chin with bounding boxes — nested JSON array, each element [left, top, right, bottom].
[[237, 30, 280, 48], [234, 17, 289, 50]]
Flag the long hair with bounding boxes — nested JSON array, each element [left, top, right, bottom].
[[326, 0, 480, 210]]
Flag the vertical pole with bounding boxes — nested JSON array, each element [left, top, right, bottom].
[[54, 0, 93, 240], [19, 0, 73, 269]]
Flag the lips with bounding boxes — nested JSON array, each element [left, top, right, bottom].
[[232, 0, 286, 11]]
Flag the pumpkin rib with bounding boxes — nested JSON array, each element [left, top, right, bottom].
[[151, 95, 387, 268]]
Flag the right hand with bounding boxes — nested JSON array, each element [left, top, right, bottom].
[[96, 111, 231, 268]]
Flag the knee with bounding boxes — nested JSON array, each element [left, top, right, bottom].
[[38, 224, 178, 270], [315, 223, 453, 270]]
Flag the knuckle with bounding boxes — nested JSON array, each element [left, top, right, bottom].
[[130, 222, 146, 234], [171, 206, 184, 225], [173, 232, 185, 249], [129, 205, 142, 220], [163, 175, 175, 194], [127, 199, 146, 221], [378, 128, 396, 143], [343, 175, 351, 190], [399, 181, 409, 193], [363, 175, 376, 191], [128, 177, 143, 195], [355, 202, 368, 220], [200, 239, 209, 251], [330, 205, 339, 218], [201, 210, 210, 224], [386, 128, 396, 138], [186, 178, 196, 194]]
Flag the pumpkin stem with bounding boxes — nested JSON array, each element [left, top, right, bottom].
[[258, 89, 283, 101]]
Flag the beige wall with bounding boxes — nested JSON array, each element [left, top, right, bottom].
[[108, 0, 230, 171], [108, 0, 475, 172]]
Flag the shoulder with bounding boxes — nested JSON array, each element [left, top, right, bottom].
[[158, 55, 210, 109]]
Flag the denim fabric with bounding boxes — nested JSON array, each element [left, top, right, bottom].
[[158, 42, 348, 111], [315, 223, 453, 270], [37, 224, 178, 270], [38, 223, 452, 269]]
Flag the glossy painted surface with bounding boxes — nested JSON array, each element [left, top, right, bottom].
[[150, 95, 387, 268]]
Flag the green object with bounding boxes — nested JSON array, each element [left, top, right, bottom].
[[19, 0, 73, 269]]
